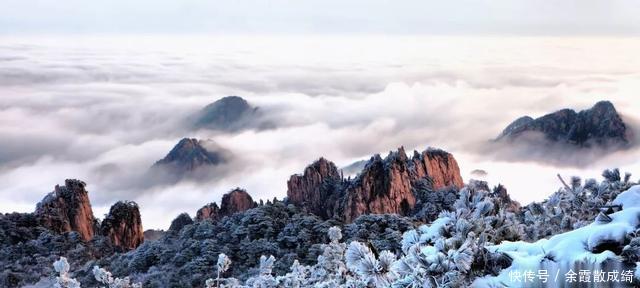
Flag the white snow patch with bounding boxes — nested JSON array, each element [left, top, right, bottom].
[[613, 185, 640, 209], [473, 185, 640, 288]]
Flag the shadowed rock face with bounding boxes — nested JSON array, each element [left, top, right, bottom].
[[195, 202, 220, 221], [34, 179, 97, 241], [287, 147, 464, 222], [153, 138, 229, 173], [287, 158, 342, 219], [498, 101, 630, 147], [100, 201, 144, 250], [194, 96, 258, 131], [342, 149, 416, 222], [195, 189, 257, 222], [220, 189, 256, 215]]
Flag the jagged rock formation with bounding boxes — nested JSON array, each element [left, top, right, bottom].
[[195, 188, 257, 221], [287, 147, 464, 222], [195, 202, 220, 221], [100, 201, 144, 251], [153, 138, 230, 173], [193, 96, 262, 131], [34, 179, 97, 241], [498, 100, 630, 147], [411, 149, 464, 189], [286, 158, 342, 219]]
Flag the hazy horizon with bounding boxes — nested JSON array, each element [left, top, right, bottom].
[[3, 0, 640, 36]]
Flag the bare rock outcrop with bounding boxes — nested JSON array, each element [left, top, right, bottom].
[[287, 147, 465, 222], [412, 149, 465, 190], [100, 201, 144, 250], [195, 188, 257, 222], [342, 149, 416, 222], [286, 158, 342, 219], [195, 202, 221, 221], [34, 179, 97, 241]]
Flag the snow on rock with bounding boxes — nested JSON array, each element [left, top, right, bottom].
[[473, 185, 640, 288]]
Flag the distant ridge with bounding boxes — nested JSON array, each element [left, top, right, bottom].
[[497, 100, 630, 148]]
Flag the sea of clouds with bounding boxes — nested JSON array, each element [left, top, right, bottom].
[[1, 36, 640, 229]]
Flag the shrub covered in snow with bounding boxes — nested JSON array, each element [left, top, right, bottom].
[[53, 257, 81, 288]]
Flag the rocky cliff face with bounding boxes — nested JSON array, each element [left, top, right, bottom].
[[220, 189, 256, 215], [195, 188, 257, 221], [342, 149, 416, 222], [498, 101, 630, 147], [412, 149, 465, 189], [287, 147, 464, 222], [34, 179, 97, 241], [100, 201, 144, 250], [195, 202, 221, 221], [287, 158, 342, 219]]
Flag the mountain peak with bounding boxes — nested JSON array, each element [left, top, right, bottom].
[[194, 96, 258, 131], [34, 179, 96, 241], [153, 138, 229, 173], [498, 100, 630, 147], [100, 200, 144, 250], [287, 147, 464, 222]]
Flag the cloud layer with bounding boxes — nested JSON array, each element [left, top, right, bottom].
[[1, 36, 640, 229]]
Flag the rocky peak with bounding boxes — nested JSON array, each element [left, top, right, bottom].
[[195, 202, 220, 221], [498, 100, 629, 147], [194, 96, 259, 131], [151, 138, 230, 181], [220, 189, 256, 215], [34, 179, 96, 241], [287, 147, 464, 222], [154, 138, 228, 171], [195, 188, 257, 222], [341, 147, 416, 222], [500, 116, 534, 137], [411, 148, 465, 190], [100, 201, 144, 251], [286, 158, 342, 219]]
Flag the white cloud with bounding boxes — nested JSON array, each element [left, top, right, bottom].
[[1, 36, 639, 229]]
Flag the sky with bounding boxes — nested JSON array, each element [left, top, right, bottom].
[[1, 2, 640, 229], [1, 0, 639, 36]]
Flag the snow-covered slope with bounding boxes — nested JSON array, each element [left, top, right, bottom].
[[474, 185, 640, 288]]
